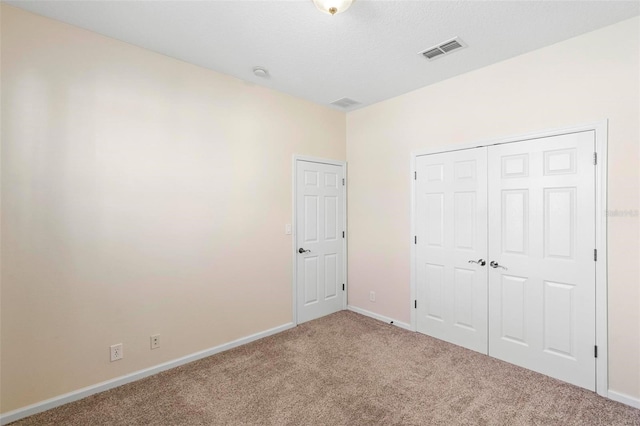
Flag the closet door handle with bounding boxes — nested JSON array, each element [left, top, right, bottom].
[[490, 261, 508, 270], [468, 259, 486, 266]]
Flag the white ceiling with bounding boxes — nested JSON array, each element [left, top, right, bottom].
[[7, 0, 640, 110]]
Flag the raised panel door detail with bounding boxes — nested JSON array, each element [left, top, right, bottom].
[[416, 149, 488, 355], [425, 263, 445, 321], [425, 193, 444, 247], [426, 164, 444, 182], [324, 196, 338, 241], [304, 195, 319, 243], [543, 281, 575, 359], [501, 154, 529, 178], [454, 268, 475, 330], [304, 171, 319, 187], [544, 188, 576, 259], [502, 190, 528, 255], [455, 160, 476, 181], [544, 149, 576, 175], [500, 275, 528, 346], [296, 160, 344, 325], [454, 192, 476, 250], [324, 253, 338, 299], [304, 256, 319, 305], [488, 131, 596, 392], [324, 172, 338, 188]]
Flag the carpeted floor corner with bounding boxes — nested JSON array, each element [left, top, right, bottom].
[[10, 311, 640, 425]]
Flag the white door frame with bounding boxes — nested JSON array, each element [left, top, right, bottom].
[[292, 155, 348, 326], [409, 120, 608, 397]]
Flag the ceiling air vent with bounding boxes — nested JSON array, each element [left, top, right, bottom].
[[422, 48, 445, 60], [420, 37, 466, 61], [331, 97, 361, 108]]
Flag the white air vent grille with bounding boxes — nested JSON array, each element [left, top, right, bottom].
[[420, 37, 466, 61], [331, 97, 361, 108], [423, 48, 445, 60], [440, 39, 463, 52]]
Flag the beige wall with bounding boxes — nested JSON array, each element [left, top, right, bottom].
[[0, 5, 345, 413], [347, 17, 640, 398], [2, 3, 639, 416]]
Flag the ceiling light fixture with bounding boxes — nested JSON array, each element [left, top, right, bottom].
[[312, 0, 354, 16]]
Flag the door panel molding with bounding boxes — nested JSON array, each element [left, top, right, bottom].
[[293, 156, 347, 326], [487, 131, 596, 390], [410, 120, 608, 396], [415, 148, 489, 353]]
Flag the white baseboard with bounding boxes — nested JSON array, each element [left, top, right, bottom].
[[347, 305, 412, 331], [0, 322, 295, 425], [608, 390, 640, 409]]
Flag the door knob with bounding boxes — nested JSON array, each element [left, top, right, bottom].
[[490, 261, 508, 270], [298, 248, 311, 253], [468, 259, 486, 266]]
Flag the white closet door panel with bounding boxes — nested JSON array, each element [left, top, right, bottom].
[[416, 148, 488, 353], [488, 131, 596, 390]]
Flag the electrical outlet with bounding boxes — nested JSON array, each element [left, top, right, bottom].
[[369, 291, 376, 302], [110, 343, 123, 362], [150, 334, 160, 350]]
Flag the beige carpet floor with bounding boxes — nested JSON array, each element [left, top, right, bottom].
[[11, 311, 640, 425]]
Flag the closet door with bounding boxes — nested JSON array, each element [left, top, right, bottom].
[[415, 148, 488, 354], [487, 131, 596, 390]]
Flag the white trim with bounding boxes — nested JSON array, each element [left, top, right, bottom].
[[347, 305, 412, 331], [292, 155, 348, 326], [0, 322, 295, 425], [410, 154, 418, 331], [410, 120, 608, 395], [411, 121, 608, 157], [293, 155, 345, 167], [292, 157, 297, 325], [593, 121, 609, 397], [607, 390, 640, 409], [343, 161, 348, 311]]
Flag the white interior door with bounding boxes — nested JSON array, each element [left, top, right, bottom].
[[296, 160, 345, 324], [415, 148, 488, 353], [487, 131, 596, 390]]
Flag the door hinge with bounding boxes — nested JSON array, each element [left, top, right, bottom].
[[414, 171, 417, 180], [343, 231, 345, 239], [414, 236, 417, 244], [342, 178, 345, 186], [594, 249, 597, 261], [594, 345, 598, 358], [342, 283, 345, 291], [414, 300, 417, 309], [593, 152, 597, 165]]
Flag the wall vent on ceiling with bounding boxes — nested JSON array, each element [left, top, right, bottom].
[[331, 97, 361, 108], [420, 37, 466, 61]]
